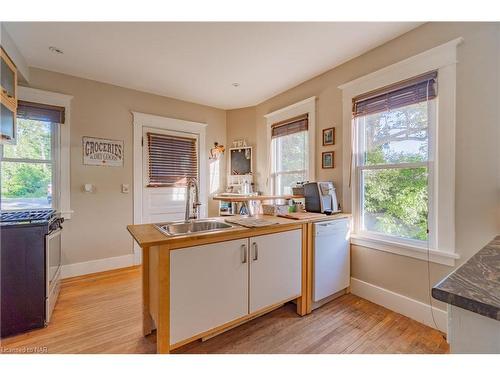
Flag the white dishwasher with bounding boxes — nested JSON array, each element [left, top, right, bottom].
[[313, 218, 350, 306]]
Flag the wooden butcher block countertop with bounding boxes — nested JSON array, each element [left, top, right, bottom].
[[127, 213, 351, 249]]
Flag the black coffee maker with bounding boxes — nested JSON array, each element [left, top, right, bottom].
[[303, 182, 340, 214]]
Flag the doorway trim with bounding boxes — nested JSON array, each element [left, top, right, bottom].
[[132, 111, 208, 264]]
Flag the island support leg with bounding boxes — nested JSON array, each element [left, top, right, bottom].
[[305, 222, 314, 314], [157, 246, 170, 354], [142, 247, 153, 336], [296, 223, 311, 316]]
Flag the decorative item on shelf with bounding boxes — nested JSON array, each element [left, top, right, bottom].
[[322, 151, 334, 169], [291, 181, 308, 196], [322, 127, 335, 146], [262, 204, 289, 216], [209, 142, 225, 160], [232, 139, 247, 148]]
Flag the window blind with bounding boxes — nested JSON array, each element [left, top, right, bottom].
[[271, 114, 308, 138], [352, 71, 437, 118], [147, 132, 198, 187], [17, 100, 66, 124]]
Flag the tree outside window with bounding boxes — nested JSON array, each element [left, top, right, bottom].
[[357, 100, 433, 242], [1, 118, 55, 210]]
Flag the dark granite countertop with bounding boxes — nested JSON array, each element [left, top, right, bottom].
[[432, 236, 500, 321]]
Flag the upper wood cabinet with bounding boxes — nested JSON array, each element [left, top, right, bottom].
[[1, 47, 17, 144]]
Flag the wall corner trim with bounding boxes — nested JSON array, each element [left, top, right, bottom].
[[61, 254, 135, 279], [350, 277, 448, 333]]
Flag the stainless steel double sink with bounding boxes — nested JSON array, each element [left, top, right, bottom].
[[155, 219, 234, 236]]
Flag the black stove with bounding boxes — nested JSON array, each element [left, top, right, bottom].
[[1, 209, 57, 225], [1, 208, 64, 337]]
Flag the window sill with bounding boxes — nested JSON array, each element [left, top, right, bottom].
[[350, 233, 459, 266], [60, 209, 73, 220]]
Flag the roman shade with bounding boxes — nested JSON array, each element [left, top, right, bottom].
[[147, 132, 198, 187], [352, 71, 437, 118], [17, 100, 66, 124], [271, 114, 308, 138]]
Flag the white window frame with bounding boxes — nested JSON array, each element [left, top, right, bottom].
[[13, 87, 73, 219], [271, 131, 309, 195], [264, 97, 316, 195], [1, 117, 59, 211], [339, 38, 463, 266], [354, 99, 437, 249]]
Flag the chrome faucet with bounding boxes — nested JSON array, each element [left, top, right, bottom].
[[185, 178, 201, 221]]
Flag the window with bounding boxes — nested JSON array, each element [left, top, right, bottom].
[[353, 72, 437, 245], [341, 39, 461, 265], [1, 118, 57, 210], [146, 131, 198, 186], [270, 115, 309, 195], [1, 100, 64, 211]]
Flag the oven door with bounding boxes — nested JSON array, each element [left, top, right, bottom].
[[46, 228, 62, 323]]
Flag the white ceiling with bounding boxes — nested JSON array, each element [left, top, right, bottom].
[[4, 22, 422, 109]]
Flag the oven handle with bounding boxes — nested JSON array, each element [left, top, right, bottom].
[[47, 228, 62, 240], [46, 228, 62, 323], [45, 229, 62, 283]]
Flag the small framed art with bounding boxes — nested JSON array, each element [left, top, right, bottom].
[[322, 151, 334, 169], [322, 127, 335, 146]]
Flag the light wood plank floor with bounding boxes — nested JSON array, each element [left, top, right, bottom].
[[0, 266, 449, 354]]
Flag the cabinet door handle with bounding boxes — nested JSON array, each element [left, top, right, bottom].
[[241, 244, 247, 264], [252, 242, 258, 261]]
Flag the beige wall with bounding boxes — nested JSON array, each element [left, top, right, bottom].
[[226, 107, 256, 146], [20, 23, 500, 305], [226, 106, 257, 178], [25, 68, 227, 265], [227, 22, 500, 305]]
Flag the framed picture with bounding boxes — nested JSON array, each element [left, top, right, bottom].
[[322, 151, 334, 169], [82, 136, 124, 167], [322, 127, 335, 146]]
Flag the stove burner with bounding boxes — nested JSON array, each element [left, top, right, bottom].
[[0, 209, 56, 224]]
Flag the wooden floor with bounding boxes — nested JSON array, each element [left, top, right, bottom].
[[1, 267, 449, 354]]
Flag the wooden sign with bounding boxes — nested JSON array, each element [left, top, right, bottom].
[[82, 137, 124, 167]]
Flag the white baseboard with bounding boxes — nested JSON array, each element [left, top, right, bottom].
[[350, 277, 447, 333], [61, 254, 135, 279]]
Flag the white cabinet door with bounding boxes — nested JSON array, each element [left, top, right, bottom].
[[170, 239, 249, 344], [249, 229, 302, 313]]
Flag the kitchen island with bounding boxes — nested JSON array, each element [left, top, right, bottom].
[[127, 214, 350, 353], [432, 236, 500, 353]]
